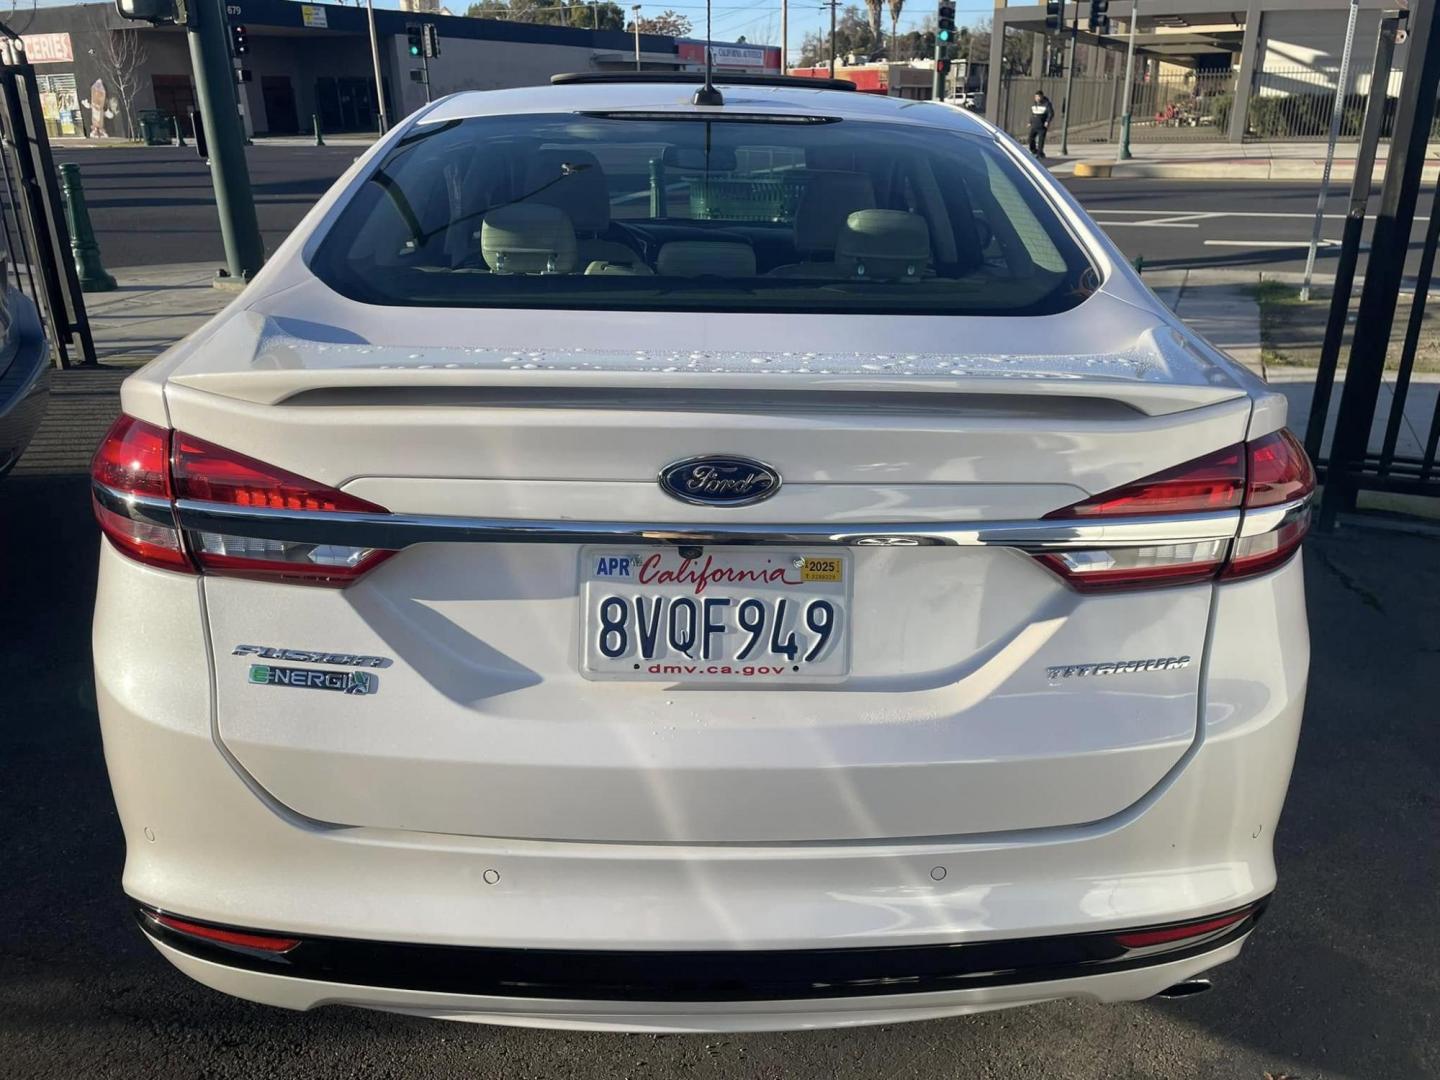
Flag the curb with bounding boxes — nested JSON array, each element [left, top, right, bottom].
[[1074, 158, 1440, 182]]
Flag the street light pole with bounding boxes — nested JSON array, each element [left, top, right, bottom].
[[1059, 0, 1077, 155], [366, 0, 390, 134], [1117, 0, 1138, 160], [185, 0, 263, 283], [633, 4, 642, 70]]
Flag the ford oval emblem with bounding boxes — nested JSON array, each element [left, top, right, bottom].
[[659, 455, 782, 507]]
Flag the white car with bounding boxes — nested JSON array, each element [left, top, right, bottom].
[[91, 74, 1312, 1032]]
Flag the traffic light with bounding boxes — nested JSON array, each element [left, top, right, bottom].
[[1087, 0, 1110, 33], [936, 0, 957, 47], [406, 25, 423, 58], [422, 23, 440, 58], [230, 22, 248, 57], [1045, 0, 1062, 32]]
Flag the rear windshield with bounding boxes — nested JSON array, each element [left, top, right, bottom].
[[310, 111, 1098, 316]]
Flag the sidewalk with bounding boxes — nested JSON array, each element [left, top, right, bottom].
[[1049, 140, 1440, 182]]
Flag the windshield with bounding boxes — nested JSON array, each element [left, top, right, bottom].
[[310, 111, 1098, 315]]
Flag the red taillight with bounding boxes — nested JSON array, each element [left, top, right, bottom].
[[172, 433, 394, 585], [172, 433, 387, 514], [1245, 429, 1316, 507], [1044, 445, 1245, 519], [90, 415, 192, 571], [1038, 429, 1315, 591], [151, 913, 300, 954], [92, 416, 393, 586]]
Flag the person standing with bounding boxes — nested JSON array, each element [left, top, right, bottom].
[[1028, 91, 1055, 160]]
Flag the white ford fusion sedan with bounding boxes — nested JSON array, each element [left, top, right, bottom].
[[91, 74, 1312, 1032]]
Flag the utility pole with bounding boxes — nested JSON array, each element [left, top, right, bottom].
[[366, 0, 390, 133], [829, 0, 837, 78], [1060, 0, 1077, 155], [632, 4, 642, 70], [781, 0, 788, 72], [1117, 0, 1138, 160], [185, 0, 263, 282]]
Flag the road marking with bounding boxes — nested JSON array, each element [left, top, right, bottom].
[[1203, 239, 1342, 247], [1095, 220, 1201, 228], [1086, 208, 1374, 220]]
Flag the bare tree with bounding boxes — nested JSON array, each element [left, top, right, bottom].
[[886, 0, 903, 53], [90, 18, 147, 140]]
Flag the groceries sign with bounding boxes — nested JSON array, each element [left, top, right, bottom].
[[23, 33, 74, 65]]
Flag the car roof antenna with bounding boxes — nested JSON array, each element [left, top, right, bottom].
[[691, 0, 724, 106]]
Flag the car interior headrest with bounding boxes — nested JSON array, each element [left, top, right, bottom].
[[833, 210, 931, 281], [522, 149, 611, 234], [655, 241, 756, 278], [481, 204, 578, 274], [793, 171, 877, 256]]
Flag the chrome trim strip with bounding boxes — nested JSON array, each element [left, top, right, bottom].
[[92, 481, 178, 529], [1237, 496, 1312, 538], [172, 499, 1244, 552]]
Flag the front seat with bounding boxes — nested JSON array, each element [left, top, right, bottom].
[[767, 170, 876, 277], [523, 149, 639, 269]]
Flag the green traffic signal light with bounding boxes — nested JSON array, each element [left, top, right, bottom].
[[938, 28, 952, 42]]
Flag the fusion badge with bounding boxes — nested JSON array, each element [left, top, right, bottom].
[[248, 664, 379, 695]]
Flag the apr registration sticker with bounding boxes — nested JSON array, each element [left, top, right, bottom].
[[247, 664, 378, 695]]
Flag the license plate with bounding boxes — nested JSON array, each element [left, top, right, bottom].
[[580, 547, 851, 682]]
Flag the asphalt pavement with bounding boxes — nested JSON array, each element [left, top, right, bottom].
[[1, 375, 1438, 1079], [49, 144, 1418, 276]]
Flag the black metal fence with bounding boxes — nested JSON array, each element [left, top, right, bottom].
[[1309, 8, 1440, 517], [0, 34, 95, 368], [999, 71, 1238, 145]]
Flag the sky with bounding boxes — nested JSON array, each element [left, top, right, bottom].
[[18, 0, 998, 66]]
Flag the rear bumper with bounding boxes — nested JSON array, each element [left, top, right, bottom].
[[141, 912, 1257, 1032], [95, 542, 1308, 1029], [137, 899, 1264, 1001]]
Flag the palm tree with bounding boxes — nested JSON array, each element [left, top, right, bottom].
[[863, 0, 884, 54], [887, 0, 904, 56]]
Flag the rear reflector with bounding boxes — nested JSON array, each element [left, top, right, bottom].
[[1113, 909, 1251, 949], [151, 913, 300, 954]]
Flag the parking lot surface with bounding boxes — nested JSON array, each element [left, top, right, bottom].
[[1, 380, 1437, 1079]]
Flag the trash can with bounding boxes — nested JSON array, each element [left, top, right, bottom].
[[137, 109, 173, 146]]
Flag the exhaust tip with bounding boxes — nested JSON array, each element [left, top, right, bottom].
[[1156, 978, 1212, 999]]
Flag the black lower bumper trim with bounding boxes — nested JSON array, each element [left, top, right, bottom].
[[137, 899, 1266, 1003]]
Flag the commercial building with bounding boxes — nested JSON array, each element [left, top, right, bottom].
[[985, 0, 1412, 142], [16, 0, 715, 139]]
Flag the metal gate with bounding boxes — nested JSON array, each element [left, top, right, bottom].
[[1309, 6, 1440, 521], [0, 28, 96, 368]]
